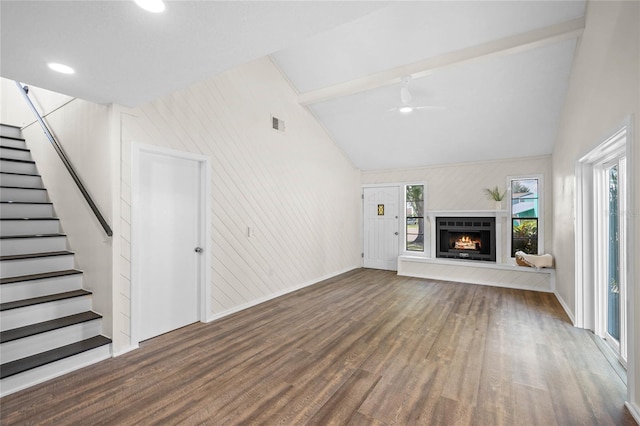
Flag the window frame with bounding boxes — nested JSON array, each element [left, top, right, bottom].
[[507, 174, 544, 259], [403, 182, 427, 256]]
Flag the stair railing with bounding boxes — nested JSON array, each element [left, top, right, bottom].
[[15, 81, 113, 237]]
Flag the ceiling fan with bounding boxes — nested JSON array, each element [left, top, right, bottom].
[[389, 76, 442, 114]]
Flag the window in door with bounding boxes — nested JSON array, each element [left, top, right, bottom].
[[597, 155, 627, 361]]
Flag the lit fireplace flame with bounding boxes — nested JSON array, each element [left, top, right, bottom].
[[454, 235, 481, 250]]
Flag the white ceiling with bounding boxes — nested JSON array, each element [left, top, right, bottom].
[[0, 1, 388, 106], [1, 1, 586, 171]]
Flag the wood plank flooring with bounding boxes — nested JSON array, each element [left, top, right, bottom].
[[1, 268, 635, 425]]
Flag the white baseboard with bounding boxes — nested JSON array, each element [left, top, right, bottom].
[[112, 344, 139, 357], [206, 265, 358, 323], [553, 290, 576, 326], [626, 401, 640, 425]]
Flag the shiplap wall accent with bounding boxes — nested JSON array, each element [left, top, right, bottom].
[[16, 96, 114, 337], [114, 57, 361, 351], [361, 155, 553, 255]]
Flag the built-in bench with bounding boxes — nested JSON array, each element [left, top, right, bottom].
[[398, 255, 555, 293]]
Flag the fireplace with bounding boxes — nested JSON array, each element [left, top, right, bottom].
[[436, 217, 496, 262]]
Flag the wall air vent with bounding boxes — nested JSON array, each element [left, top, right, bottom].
[[272, 116, 285, 132]]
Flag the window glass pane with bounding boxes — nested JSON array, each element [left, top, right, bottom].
[[512, 218, 538, 256], [406, 218, 424, 251], [511, 178, 539, 256], [406, 185, 424, 252], [607, 165, 620, 340]]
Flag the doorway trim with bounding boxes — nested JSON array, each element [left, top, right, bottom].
[[130, 143, 211, 347], [574, 115, 635, 404]]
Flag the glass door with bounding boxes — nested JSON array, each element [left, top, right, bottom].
[[605, 163, 620, 346], [599, 156, 627, 363]]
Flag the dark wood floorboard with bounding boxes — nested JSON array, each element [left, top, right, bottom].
[[0, 268, 635, 425]]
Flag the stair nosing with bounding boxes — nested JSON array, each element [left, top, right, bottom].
[[0, 289, 91, 311], [0, 335, 111, 379], [0, 133, 25, 140], [0, 233, 66, 240], [0, 311, 102, 343], [0, 146, 30, 153], [0, 201, 51, 205], [0, 269, 82, 285], [0, 217, 59, 221], [0, 171, 41, 178], [0, 185, 46, 190], [0, 250, 74, 261], [0, 158, 35, 164]]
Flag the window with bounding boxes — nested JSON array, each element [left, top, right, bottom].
[[405, 185, 424, 252], [510, 177, 540, 257]]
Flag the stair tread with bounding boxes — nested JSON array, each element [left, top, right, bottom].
[[0, 171, 41, 177], [0, 250, 74, 261], [0, 158, 35, 164], [0, 311, 102, 343], [0, 201, 51, 204], [0, 217, 59, 221], [0, 335, 111, 379], [0, 185, 46, 190], [0, 289, 91, 311], [0, 135, 25, 142], [0, 233, 66, 240], [0, 269, 82, 285], [0, 146, 29, 152]]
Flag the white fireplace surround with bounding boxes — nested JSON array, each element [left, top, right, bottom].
[[397, 209, 556, 296]]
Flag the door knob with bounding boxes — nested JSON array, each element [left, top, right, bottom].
[[394, 232, 399, 236], [194, 247, 203, 253]]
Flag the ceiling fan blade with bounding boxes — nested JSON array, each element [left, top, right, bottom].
[[414, 105, 446, 110]]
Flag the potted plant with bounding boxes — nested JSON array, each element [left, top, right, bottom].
[[485, 186, 506, 210]]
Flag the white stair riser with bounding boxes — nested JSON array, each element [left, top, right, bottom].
[[0, 255, 74, 278], [0, 147, 31, 161], [0, 273, 82, 303], [0, 187, 48, 202], [0, 296, 91, 331], [0, 220, 60, 237], [0, 160, 37, 175], [0, 126, 23, 139], [0, 138, 27, 150], [0, 236, 67, 256], [0, 174, 43, 188], [0, 343, 111, 397], [0, 203, 53, 218], [1, 319, 102, 363]]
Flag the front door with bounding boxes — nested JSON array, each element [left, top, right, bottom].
[[137, 149, 202, 341], [363, 186, 399, 270]]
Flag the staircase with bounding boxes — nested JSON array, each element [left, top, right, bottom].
[[0, 124, 111, 397]]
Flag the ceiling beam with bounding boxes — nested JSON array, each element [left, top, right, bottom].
[[299, 17, 585, 106]]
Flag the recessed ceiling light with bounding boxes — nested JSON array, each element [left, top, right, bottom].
[[135, 0, 165, 13], [47, 63, 75, 74], [399, 106, 414, 114]]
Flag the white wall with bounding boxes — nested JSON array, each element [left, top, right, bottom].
[[361, 155, 553, 263], [0, 79, 114, 337], [551, 0, 639, 417], [113, 57, 361, 352]]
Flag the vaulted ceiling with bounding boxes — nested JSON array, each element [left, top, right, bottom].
[[0, 1, 586, 171]]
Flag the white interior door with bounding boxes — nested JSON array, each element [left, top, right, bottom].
[[138, 150, 202, 341], [363, 186, 400, 270]]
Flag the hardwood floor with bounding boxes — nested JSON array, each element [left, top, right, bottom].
[[1, 268, 635, 425]]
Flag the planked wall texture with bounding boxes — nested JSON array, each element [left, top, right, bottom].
[[115, 57, 362, 352]]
